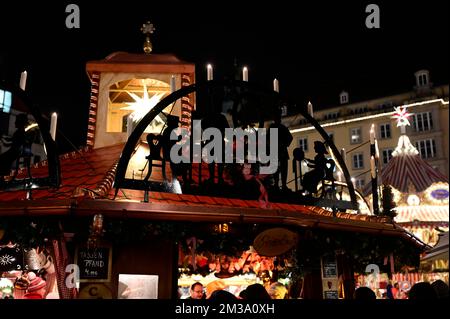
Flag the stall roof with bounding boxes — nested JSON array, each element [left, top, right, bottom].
[[86, 52, 195, 76], [0, 144, 427, 248]]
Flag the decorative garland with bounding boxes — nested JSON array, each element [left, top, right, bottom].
[[1, 218, 422, 278]]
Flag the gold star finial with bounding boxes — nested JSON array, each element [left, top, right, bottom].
[[141, 21, 155, 54]]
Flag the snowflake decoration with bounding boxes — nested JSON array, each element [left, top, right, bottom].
[[0, 254, 15, 266], [392, 106, 413, 127]]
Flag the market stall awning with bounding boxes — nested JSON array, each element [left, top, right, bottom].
[[395, 205, 450, 223]]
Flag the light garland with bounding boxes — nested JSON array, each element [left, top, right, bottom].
[[290, 98, 448, 134]]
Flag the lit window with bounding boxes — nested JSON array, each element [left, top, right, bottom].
[[0, 89, 12, 113], [379, 123, 391, 139], [413, 112, 433, 132], [352, 153, 364, 169], [415, 139, 436, 159], [106, 78, 172, 133], [298, 138, 308, 151], [350, 127, 362, 144], [382, 149, 393, 165]]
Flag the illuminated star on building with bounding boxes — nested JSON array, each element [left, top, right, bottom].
[[392, 106, 413, 127]]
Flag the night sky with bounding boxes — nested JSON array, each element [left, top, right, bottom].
[[0, 1, 448, 152]]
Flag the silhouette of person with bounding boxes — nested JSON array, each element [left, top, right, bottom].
[[431, 280, 449, 299], [302, 141, 328, 195], [353, 286, 376, 300], [161, 115, 188, 183], [201, 107, 229, 184], [269, 112, 293, 190], [0, 113, 30, 182], [408, 282, 438, 300]]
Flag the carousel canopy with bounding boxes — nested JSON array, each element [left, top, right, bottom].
[[381, 153, 448, 194]]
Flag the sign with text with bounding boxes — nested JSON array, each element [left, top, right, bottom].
[[75, 246, 112, 282], [253, 228, 298, 257]]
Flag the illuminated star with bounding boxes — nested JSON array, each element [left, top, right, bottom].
[[121, 81, 165, 130], [392, 106, 413, 127]]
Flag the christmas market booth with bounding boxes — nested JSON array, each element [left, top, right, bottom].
[[0, 27, 427, 299]]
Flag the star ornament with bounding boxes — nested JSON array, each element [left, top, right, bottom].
[[392, 106, 413, 127]]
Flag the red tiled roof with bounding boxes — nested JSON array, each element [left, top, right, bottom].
[[0, 144, 123, 201], [0, 142, 428, 248]]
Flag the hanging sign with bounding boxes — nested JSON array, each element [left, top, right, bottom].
[[75, 245, 112, 282], [425, 183, 449, 204], [321, 255, 339, 299], [253, 228, 298, 257]]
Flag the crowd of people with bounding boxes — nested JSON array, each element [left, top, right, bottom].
[[354, 280, 449, 300], [182, 280, 289, 300], [181, 279, 449, 300]]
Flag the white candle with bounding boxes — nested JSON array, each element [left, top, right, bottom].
[[375, 139, 380, 159], [242, 66, 248, 82], [370, 156, 376, 179], [370, 124, 375, 144], [273, 78, 279, 92], [337, 171, 342, 182], [170, 75, 176, 93], [307, 101, 313, 118], [50, 112, 58, 141], [207, 64, 213, 81], [20, 71, 27, 91]]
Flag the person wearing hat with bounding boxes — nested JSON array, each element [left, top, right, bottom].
[[23, 272, 47, 299]]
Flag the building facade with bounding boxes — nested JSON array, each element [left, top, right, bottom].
[[285, 71, 449, 193]]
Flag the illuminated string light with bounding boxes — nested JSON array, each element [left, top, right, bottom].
[[290, 98, 448, 134]]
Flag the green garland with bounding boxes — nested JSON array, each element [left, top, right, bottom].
[[0, 217, 61, 248]]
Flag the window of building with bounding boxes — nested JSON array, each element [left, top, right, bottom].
[[378, 101, 393, 110], [281, 105, 288, 116], [353, 106, 369, 115], [350, 127, 362, 144], [413, 112, 433, 132], [340, 91, 349, 104], [106, 78, 172, 133], [355, 178, 365, 190], [298, 138, 308, 151], [352, 153, 364, 169], [415, 139, 436, 159], [380, 123, 391, 139], [382, 149, 393, 165], [419, 74, 428, 86], [0, 89, 12, 113], [324, 112, 339, 120]]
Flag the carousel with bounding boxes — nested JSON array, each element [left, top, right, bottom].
[[361, 106, 449, 292]]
